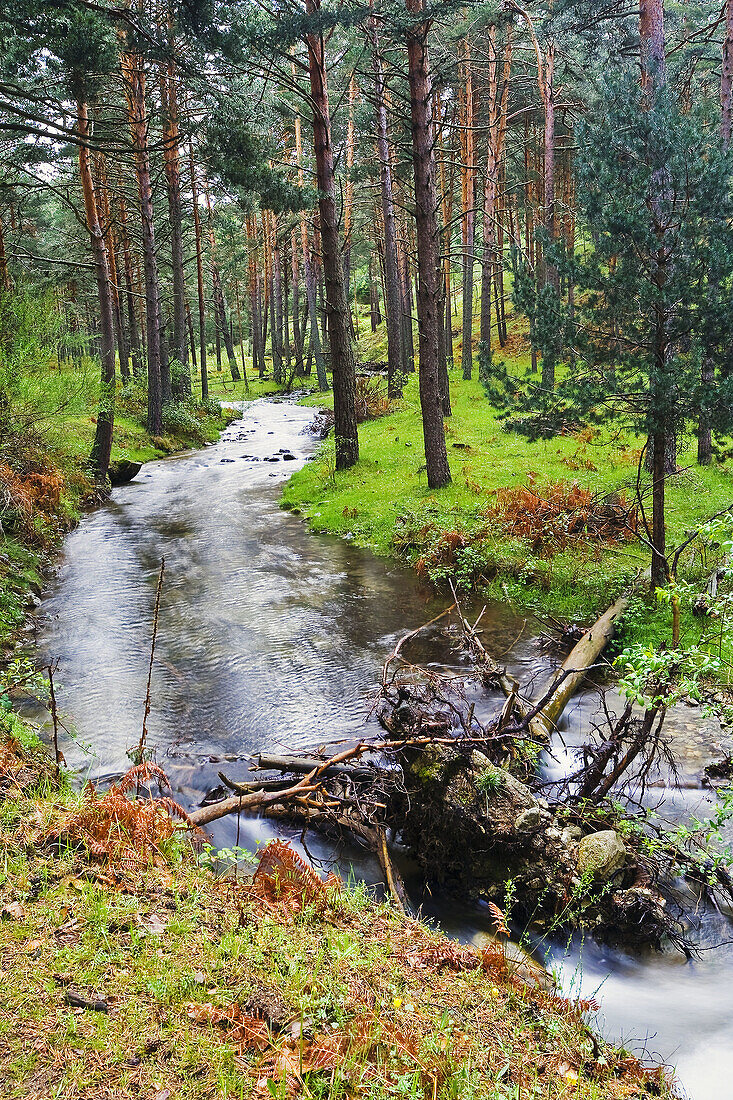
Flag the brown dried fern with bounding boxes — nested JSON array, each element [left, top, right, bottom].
[[250, 840, 336, 914], [43, 763, 193, 871]]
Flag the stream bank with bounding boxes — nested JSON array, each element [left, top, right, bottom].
[[0, 391, 233, 655], [0, 731, 674, 1100], [15, 396, 733, 1099], [283, 376, 733, 670]]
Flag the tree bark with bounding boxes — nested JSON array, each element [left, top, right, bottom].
[[77, 98, 115, 483], [370, 9, 404, 398], [204, 184, 241, 382], [123, 50, 162, 434], [188, 146, 208, 400], [0, 214, 11, 294], [541, 42, 558, 304], [294, 101, 328, 391], [95, 153, 130, 385], [343, 74, 356, 317], [305, 0, 359, 468], [460, 41, 475, 381], [291, 228, 304, 374], [723, 0, 733, 148], [405, 0, 451, 488], [160, 58, 190, 397], [479, 27, 512, 353]]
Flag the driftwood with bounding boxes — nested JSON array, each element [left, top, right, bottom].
[[253, 754, 375, 781], [531, 591, 629, 737], [449, 579, 628, 742], [188, 593, 701, 949], [190, 777, 320, 827]]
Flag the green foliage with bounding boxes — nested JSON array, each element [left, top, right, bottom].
[[204, 112, 308, 214], [508, 73, 733, 449], [477, 766, 504, 794], [50, 9, 117, 102]]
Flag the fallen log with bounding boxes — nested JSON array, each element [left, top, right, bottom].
[[530, 591, 629, 738], [189, 777, 320, 827], [218, 772, 298, 795], [253, 753, 375, 781], [449, 580, 628, 741]]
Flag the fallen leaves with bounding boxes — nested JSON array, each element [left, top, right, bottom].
[[0, 901, 24, 920]]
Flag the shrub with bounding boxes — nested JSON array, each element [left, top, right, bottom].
[[355, 375, 392, 423], [162, 400, 208, 443], [488, 481, 637, 553]]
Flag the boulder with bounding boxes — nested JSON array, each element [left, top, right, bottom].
[[108, 459, 143, 486], [515, 806, 542, 832], [576, 830, 627, 882]]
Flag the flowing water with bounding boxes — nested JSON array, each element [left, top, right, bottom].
[[29, 397, 733, 1099]]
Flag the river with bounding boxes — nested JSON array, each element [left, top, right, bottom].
[[29, 397, 733, 1100]]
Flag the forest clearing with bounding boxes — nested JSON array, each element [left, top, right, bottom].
[[3, 0, 733, 1097]]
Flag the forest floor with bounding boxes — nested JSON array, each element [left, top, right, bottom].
[[0, 372, 233, 652], [0, 728, 676, 1100]]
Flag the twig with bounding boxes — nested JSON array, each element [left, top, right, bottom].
[[47, 662, 63, 781], [138, 559, 165, 762]]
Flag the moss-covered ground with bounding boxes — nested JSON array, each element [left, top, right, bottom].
[[0, 727, 676, 1100]]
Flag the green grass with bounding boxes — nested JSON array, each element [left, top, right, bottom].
[[200, 349, 323, 404], [0, 726, 677, 1099], [284, 292, 733, 659]]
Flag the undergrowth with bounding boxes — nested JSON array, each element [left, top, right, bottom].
[[284, 310, 733, 655]]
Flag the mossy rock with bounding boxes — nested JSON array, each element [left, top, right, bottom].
[[109, 459, 143, 486]]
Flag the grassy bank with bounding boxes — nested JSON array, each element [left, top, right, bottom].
[[286, 374, 731, 618], [283, 305, 733, 657], [0, 725, 675, 1099]]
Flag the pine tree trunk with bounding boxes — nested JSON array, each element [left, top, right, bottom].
[[205, 184, 240, 382], [291, 228, 304, 374], [542, 43, 558, 299], [436, 103, 455, 372], [342, 75, 356, 313], [124, 52, 162, 434], [405, 0, 451, 488], [305, 0, 359, 467], [77, 98, 115, 482], [189, 146, 208, 400], [248, 222, 264, 377], [161, 59, 190, 397], [234, 282, 249, 391], [460, 42, 475, 381], [723, 0, 733, 148], [370, 8, 404, 397], [697, 0, 733, 462], [641, 0, 672, 582], [0, 214, 11, 294], [397, 220, 415, 373], [698, 357, 713, 465], [95, 153, 130, 385], [186, 299, 197, 369], [479, 27, 512, 352], [272, 237, 284, 383], [280, 243, 291, 374], [294, 104, 328, 391]]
